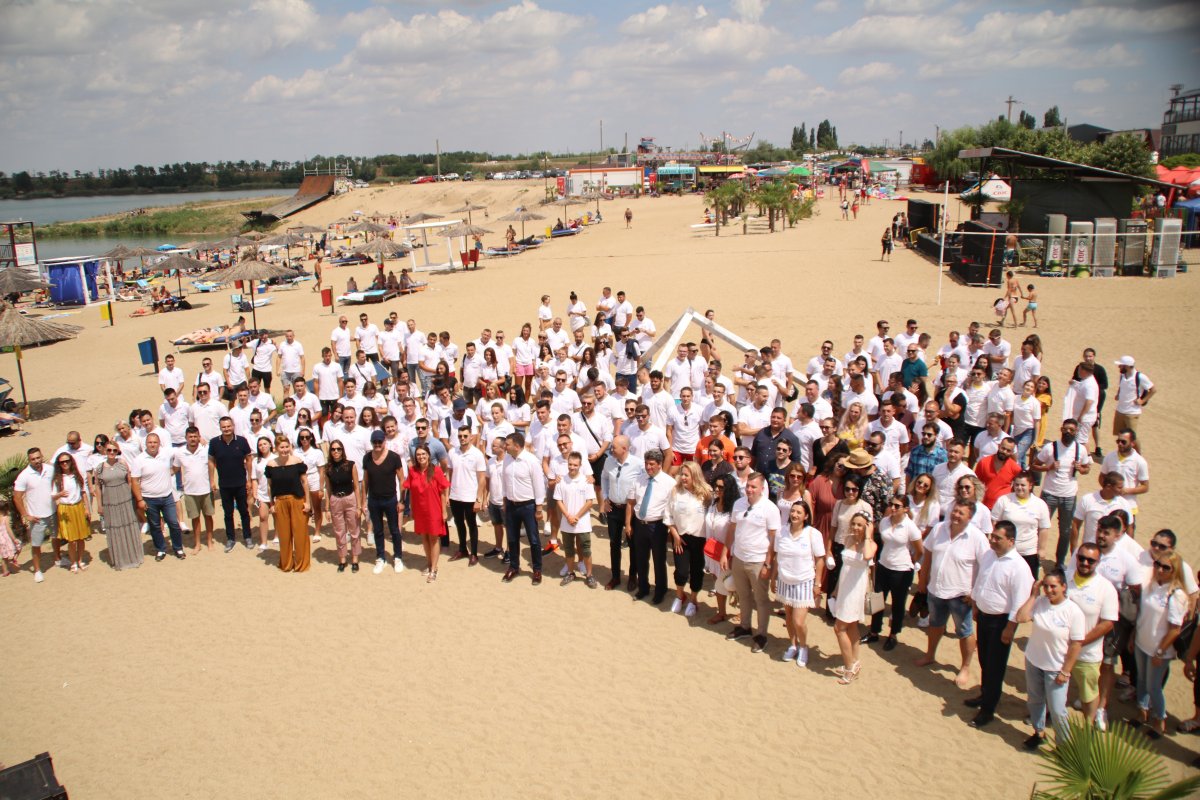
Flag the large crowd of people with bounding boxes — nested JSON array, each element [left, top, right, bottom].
[[5, 290, 1197, 756]]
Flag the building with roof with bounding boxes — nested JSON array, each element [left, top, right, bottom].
[[1161, 86, 1200, 158]]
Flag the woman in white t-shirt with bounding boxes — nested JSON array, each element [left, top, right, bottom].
[[665, 462, 711, 618], [907, 473, 941, 537], [537, 295, 553, 331], [1132, 552, 1187, 738], [703, 476, 739, 625], [590, 312, 613, 345], [505, 385, 531, 430], [513, 323, 539, 396], [296, 429, 326, 543], [1011, 379, 1041, 468], [251, 436, 275, 550], [833, 512, 877, 684], [991, 473, 1051, 578], [52, 453, 92, 571], [773, 500, 825, 669], [869, 495, 924, 649], [1014, 570, 1086, 750]]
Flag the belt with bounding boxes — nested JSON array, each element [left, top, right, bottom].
[[508, 498, 536, 506], [331, 490, 354, 497]]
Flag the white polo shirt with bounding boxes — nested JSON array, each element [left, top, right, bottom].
[[730, 494, 781, 563], [159, 400, 191, 444], [447, 445, 486, 503], [330, 326, 352, 358], [172, 446, 212, 495], [1073, 492, 1133, 544], [554, 473, 596, 533], [991, 493, 1051, 556], [1065, 572, 1119, 663], [971, 547, 1035, 619], [312, 361, 342, 401], [279, 340, 305, 374], [132, 450, 175, 499], [158, 366, 185, 392], [189, 399, 227, 443], [14, 464, 54, 518]]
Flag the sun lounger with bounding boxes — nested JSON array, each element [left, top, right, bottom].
[[516, 236, 545, 248], [173, 328, 262, 349], [486, 247, 525, 257], [398, 282, 428, 295], [550, 228, 582, 237], [337, 290, 396, 305]]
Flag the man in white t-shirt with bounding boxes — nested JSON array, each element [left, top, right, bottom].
[[666, 387, 702, 470], [193, 356, 223, 402], [626, 405, 671, 464], [158, 354, 185, 394], [1069, 363, 1100, 447], [933, 441, 974, 510], [554, 452, 597, 587], [893, 318, 921, 355], [311, 348, 343, 420], [736, 384, 772, 447], [867, 402, 910, 461], [982, 329, 1011, 377], [629, 307, 656, 350], [1064, 542, 1119, 723], [844, 334, 873, 374], [131, 434, 185, 560], [403, 319, 425, 384], [873, 338, 903, 395], [158, 389, 191, 448], [173, 427, 215, 551], [612, 291, 634, 333], [866, 319, 890, 364], [1011, 340, 1041, 388], [248, 332, 278, 394], [188, 384, 227, 443], [1071, 473, 1133, 552], [596, 287, 617, 325], [354, 313, 380, 362], [222, 342, 249, 402], [1100, 430, 1149, 520], [277, 330, 306, 393], [722, 473, 782, 652], [13, 448, 59, 582], [663, 345, 693, 399], [984, 368, 1016, 431], [1111, 356, 1155, 438], [789, 402, 822, 473], [447, 426, 487, 564], [1032, 419, 1092, 568]]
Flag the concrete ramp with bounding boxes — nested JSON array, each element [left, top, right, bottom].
[[244, 174, 335, 222]]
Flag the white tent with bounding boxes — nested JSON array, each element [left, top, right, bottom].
[[643, 307, 758, 373]]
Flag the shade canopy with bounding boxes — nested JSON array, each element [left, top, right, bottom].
[[353, 238, 412, 257], [442, 223, 493, 238], [101, 244, 133, 260], [0, 268, 51, 295], [402, 211, 443, 224], [497, 209, 546, 223], [207, 259, 296, 284], [153, 253, 210, 273], [0, 307, 80, 348]]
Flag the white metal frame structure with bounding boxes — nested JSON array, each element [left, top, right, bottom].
[[643, 307, 759, 373]]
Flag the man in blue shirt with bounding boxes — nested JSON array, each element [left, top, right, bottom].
[[900, 343, 929, 389], [207, 416, 253, 552]]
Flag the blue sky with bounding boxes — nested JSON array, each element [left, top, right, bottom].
[[1, 0, 1197, 173]]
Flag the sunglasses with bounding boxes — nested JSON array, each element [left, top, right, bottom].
[[844, 485, 859, 492], [415, 426, 428, 431], [1149, 541, 1168, 550], [1153, 562, 1173, 572], [105, 449, 119, 454], [889, 502, 905, 509], [1076, 556, 1097, 565], [330, 447, 344, 452], [57, 460, 72, 466]]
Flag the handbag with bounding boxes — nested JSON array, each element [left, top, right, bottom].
[[865, 590, 885, 617], [703, 538, 724, 561]]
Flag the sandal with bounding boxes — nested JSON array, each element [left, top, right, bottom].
[[837, 671, 857, 685], [1179, 718, 1200, 733], [70, 564, 79, 573], [427, 571, 437, 583]]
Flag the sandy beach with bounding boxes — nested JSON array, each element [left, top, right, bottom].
[[1, 181, 1196, 797]]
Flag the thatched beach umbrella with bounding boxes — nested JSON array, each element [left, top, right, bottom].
[[214, 234, 260, 249], [0, 268, 50, 297], [449, 202, 487, 225], [497, 208, 546, 238], [206, 259, 295, 331], [100, 244, 133, 260], [288, 224, 324, 235], [348, 220, 390, 237], [442, 223, 492, 239], [402, 211, 442, 224], [0, 305, 81, 415], [353, 237, 411, 268], [155, 253, 209, 295]]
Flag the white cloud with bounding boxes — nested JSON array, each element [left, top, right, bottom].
[[839, 61, 899, 84], [1073, 77, 1110, 94], [731, 0, 769, 22], [764, 65, 807, 84], [812, 0, 838, 11], [864, 0, 943, 12]]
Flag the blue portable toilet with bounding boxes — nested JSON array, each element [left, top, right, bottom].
[[43, 257, 101, 305]]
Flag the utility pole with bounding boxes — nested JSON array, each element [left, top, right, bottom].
[[899, 130, 903, 153], [435, 139, 441, 179], [935, 125, 940, 145], [1004, 95, 1022, 122]]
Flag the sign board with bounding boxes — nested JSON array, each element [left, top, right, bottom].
[[14, 242, 36, 267]]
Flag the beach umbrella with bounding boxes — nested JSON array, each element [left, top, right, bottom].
[[442, 223, 492, 239], [403, 211, 442, 224], [243, 231, 268, 241], [100, 244, 133, 260], [449, 202, 487, 225], [498, 208, 546, 238], [288, 224, 324, 235], [0, 305, 81, 416], [548, 196, 574, 227], [214, 234, 260, 249], [354, 237, 411, 268], [0, 268, 50, 296], [348, 220, 390, 236], [260, 232, 306, 247], [206, 259, 295, 331], [154, 253, 209, 295]]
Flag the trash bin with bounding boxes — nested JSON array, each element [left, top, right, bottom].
[[137, 337, 158, 367], [320, 288, 333, 308]]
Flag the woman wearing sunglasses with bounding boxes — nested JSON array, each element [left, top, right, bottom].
[[322, 440, 363, 573], [1132, 551, 1188, 739], [296, 429, 326, 544], [52, 453, 91, 572], [95, 442, 142, 570]]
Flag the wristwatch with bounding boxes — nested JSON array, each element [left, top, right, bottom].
[[1154, 648, 1165, 658]]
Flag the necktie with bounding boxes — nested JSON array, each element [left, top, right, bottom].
[[615, 462, 624, 498], [639, 478, 654, 520]]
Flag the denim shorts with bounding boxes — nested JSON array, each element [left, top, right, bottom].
[[927, 594, 974, 637], [30, 515, 58, 547], [487, 503, 503, 525]]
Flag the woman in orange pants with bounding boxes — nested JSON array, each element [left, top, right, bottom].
[[265, 435, 312, 572]]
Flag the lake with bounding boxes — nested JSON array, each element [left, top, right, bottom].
[[0, 188, 288, 227]]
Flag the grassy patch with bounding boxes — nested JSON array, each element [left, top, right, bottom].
[[37, 197, 288, 238]]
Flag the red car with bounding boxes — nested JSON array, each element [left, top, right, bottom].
[[410, 175, 436, 184]]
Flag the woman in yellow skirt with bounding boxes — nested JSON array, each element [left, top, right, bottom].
[[52, 453, 92, 573], [265, 435, 312, 572]]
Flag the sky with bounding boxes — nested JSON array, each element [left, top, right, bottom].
[[1, 0, 1198, 173]]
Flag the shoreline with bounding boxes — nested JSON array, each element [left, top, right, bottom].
[[35, 195, 288, 238], [0, 183, 297, 202]]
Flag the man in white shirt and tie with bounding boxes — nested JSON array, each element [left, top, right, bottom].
[[601, 435, 641, 591], [625, 448, 675, 604]]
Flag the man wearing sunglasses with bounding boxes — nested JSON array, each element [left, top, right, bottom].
[[13, 447, 59, 582], [1092, 514, 1146, 730], [1064, 542, 1118, 726]]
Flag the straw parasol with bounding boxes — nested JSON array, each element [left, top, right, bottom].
[[288, 224, 324, 235], [348, 220, 390, 235], [0, 305, 81, 416], [259, 232, 307, 247], [0, 267, 51, 296], [497, 208, 546, 238], [442, 223, 492, 239], [353, 237, 411, 267], [154, 253, 209, 295], [205, 259, 296, 331], [448, 202, 487, 225], [402, 211, 443, 224], [100, 244, 133, 260], [214, 234, 260, 249]]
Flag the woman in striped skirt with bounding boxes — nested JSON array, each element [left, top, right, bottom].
[[773, 500, 826, 669]]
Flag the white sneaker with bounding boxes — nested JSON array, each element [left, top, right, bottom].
[[141, 522, 149, 534], [310, 534, 321, 544], [684, 602, 697, 618], [1094, 708, 1108, 731], [796, 646, 809, 668], [916, 615, 930, 629], [34, 570, 44, 583], [783, 645, 798, 661], [180, 519, 191, 532], [269, 536, 279, 544], [373, 558, 386, 575], [257, 543, 267, 551], [393, 557, 403, 574], [670, 597, 683, 613], [57, 557, 70, 568], [559, 564, 570, 577]]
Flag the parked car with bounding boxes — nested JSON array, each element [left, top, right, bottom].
[[411, 175, 436, 184], [462, 172, 474, 181], [443, 172, 460, 181]]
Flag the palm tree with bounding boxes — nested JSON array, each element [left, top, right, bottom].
[[1031, 717, 1200, 799], [704, 181, 745, 237], [753, 181, 792, 232]]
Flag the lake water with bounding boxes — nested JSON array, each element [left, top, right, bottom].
[[0, 188, 288, 227], [34, 235, 185, 262]]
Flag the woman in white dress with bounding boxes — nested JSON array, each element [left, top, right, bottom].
[[833, 512, 877, 684], [773, 500, 825, 669], [296, 429, 327, 543], [703, 475, 740, 625], [250, 436, 274, 550]]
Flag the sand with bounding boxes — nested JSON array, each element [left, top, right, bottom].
[[2, 180, 1197, 797]]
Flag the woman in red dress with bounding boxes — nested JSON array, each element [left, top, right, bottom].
[[403, 444, 450, 582]]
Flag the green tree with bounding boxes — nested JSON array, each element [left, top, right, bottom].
[[1018, 110, 1037, 130], [1043, 105, 1062, 128], [12, 171, 32, 193], [1161, 153, 1200, 168], [1082, 133, 1154, 181], [816, 119, 838, 151]]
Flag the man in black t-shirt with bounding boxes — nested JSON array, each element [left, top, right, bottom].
[[362, 430, 406, 575], [207, 416, 253, 552]]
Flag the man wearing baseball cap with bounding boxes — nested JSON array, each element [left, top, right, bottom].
[[1112, 356, 1155, 441]]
